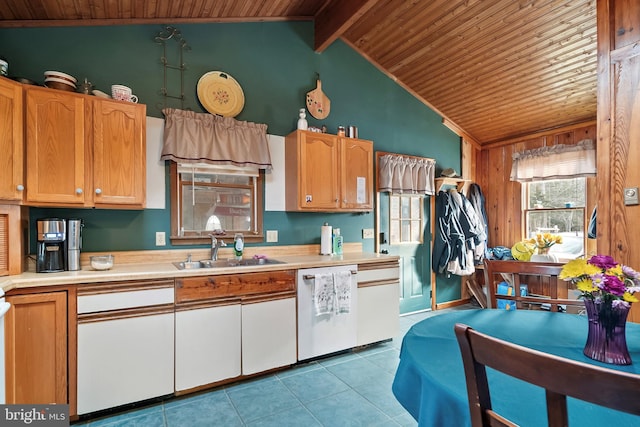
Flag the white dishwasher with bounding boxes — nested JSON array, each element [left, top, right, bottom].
[[297, 265, 358, 361]]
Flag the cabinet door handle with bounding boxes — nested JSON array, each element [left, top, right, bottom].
[[16, 184, 24, 191], [95, 188, 102, 195], [76, 188, 83, 195]]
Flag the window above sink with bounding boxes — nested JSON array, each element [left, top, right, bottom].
[[169, 162, 264, 245]]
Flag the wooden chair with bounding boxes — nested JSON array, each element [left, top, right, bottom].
[[454, 323, 640, 426], [483, 259, 583, 312]]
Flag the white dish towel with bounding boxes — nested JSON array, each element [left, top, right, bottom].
[[314, 273, 335, 316], [333, 271, 352, 314]]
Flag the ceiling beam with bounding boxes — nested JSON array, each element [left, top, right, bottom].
[[0, 16, 313, 29], [314, 0, 379, 52]]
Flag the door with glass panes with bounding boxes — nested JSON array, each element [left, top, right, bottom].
[[379, 193, 431, 314]]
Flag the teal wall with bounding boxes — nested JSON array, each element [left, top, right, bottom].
[[0, 22, 460, 266]]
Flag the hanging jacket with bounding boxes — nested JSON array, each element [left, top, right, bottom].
[[432, 191, 453, 274], [467, 183, 489, 262], [446, 190, 479, 275], [449, 189, 485, 245], [588, 206, 597, 239], [432, 191, 468, 276]]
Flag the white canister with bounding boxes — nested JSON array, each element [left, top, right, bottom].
[[320, 222, 333, 255]]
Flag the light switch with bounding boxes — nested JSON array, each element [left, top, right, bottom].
[[155, 231, 166, 246], [266, 230, 278, 242], [362, 228, 374, 239]]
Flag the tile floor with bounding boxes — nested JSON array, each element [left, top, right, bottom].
[[76, 305, 474, 426]]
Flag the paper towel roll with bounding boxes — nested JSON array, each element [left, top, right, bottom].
[[320, 223, 333, 255]]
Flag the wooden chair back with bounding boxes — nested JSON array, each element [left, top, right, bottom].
[[454, 323, 640, 426], [483, 259, 583, 312]]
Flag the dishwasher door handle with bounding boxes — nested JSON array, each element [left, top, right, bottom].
[[303, 271, 357, 281]]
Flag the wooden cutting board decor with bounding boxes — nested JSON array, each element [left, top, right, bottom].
[[306, 79, 330, 119]]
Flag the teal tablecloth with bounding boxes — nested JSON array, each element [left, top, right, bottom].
[[392, 309, 640, 426]]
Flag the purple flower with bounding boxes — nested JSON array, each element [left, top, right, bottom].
[[588, 255, 618, 270], [622, 265, 640, 280], [601, 275, 627, 296], [612, 299, 631, 309]]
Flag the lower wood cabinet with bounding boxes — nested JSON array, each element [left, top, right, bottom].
[[4, 291, 68, 405]]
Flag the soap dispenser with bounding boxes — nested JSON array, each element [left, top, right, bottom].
[[233, 233, 244, 260], [332, 228, 343, 255]]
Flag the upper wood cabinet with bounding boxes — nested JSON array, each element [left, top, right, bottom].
[[25, 86, 89, 206], [24, 85, 146, 208], [92, 98, 146, 207], [0, 77, 25, 202], [284, 130, 373, 212]]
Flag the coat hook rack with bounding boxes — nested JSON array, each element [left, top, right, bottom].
[[155, 25, 191, 111]]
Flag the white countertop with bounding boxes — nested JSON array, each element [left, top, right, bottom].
[[1, 252, 399, 293]]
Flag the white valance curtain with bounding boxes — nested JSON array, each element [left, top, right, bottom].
[[161, 108, 272, 170], [510, 139, 596, 182], [378, 154, 436, 195]]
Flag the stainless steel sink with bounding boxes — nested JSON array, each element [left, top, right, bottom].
[[173, 261, 206, 269], [173, 258, 286, 270]]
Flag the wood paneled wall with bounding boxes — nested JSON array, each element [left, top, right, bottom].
[[477, 123, 597, 250], [464, 0, 640, 322], [597, 0, 640, 322]]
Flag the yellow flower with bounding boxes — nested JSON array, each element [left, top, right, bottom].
[[560, 258, 602, 280], [527, 232, 563, 250], [575, 278, 598, 293], [623, 292, 639, 303], [607, 265, 623, 277], [559, 259, 587, 279]]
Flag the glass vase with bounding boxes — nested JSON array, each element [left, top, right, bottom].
[[583, 299, 632, 365], [530, 248, 558, 263]]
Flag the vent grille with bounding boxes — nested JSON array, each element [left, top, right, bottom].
[[0, 213, 8, 273]]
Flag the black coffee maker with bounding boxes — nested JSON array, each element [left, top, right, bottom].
[[36, 218, 66, 273]]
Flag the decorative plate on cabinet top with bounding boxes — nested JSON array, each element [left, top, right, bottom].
[[197, 71, 245, 117]]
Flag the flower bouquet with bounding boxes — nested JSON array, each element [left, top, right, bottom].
[[560, 255, 640, 364], [527, 232, 563, 254]]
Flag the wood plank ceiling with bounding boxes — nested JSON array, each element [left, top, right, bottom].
[[0, 0, 597, 146]]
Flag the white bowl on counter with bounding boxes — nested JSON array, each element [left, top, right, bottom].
[[90, 254, 114, 271]]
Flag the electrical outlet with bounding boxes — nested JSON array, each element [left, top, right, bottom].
[[266, 230, 278, 243], [155, 231, 166, 246], [362, 228, 375, 239]]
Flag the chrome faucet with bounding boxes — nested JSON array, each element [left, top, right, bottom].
[[209, 235, 226, 260]]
